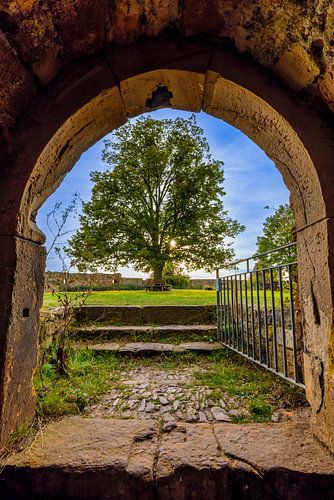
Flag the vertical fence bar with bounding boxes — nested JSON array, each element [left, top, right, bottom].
[[239, 274, 244, 353], [279, 266, 288, 377], [249, 271, 256, 358], [230, 276, 235, 348], [262, 269, 269, 367], [222, 277, 227, 343], [244, 272, 250, 356], [226, 276, 231, 345], [216, 242, 303, 388], [219, 278, 223, 342], [216, 269, 221, 340], [255, 270, 262, 363], [235, 275, 239, 350], [269, 267, 278, 372], [288, 264, 298, 382]]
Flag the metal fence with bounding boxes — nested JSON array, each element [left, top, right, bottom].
[[216, 243, 304, 388]]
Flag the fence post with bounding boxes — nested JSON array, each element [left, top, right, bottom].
[[216, 269, 221, 340]]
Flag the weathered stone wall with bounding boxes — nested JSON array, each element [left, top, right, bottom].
[[0, 237, 45, 446], [0, 0, 333, 143], [0, 1, 334, 454], [121, 277, 146, 287], [75, 305, 216, 325], [45, 271, 122, 290], [189, 279, 216, 289], [45, 272, 216, 290]]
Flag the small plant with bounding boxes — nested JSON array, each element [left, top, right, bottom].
[[42, 193, 91, 376], [48, 262, 91, 375], [249, 400, 272, 421]]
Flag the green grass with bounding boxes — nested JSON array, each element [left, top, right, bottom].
[[191, 350, 305, 422], [43, 289, 216, 309], [43, 289, 289, 309], [35, 349, 121, 418], [35, 347, 306, 423]]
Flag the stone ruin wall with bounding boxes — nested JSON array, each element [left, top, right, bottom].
[[45, 272, 216, 290]]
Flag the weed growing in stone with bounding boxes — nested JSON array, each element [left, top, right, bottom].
[[35, 350, 120, 418], [191, 350, 306, 422]]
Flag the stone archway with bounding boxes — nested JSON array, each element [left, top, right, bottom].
[[1, 37, 334, 455]]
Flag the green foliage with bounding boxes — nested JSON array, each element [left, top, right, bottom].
[[162, 262, 190, 289], [35, 349, 120, 418], [248, 400, 272, 421], [256, 204, 296, 269], [192, 350, 302, 423], [68, 115, 244, 281]]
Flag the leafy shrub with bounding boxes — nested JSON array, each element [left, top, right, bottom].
[[163, 263, 190, 289]]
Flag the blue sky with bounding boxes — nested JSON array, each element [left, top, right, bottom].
[[37, 109, 289, 278]]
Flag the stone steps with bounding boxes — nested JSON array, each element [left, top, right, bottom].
[[73, 305, 216, 325], [73, 324, 216, 341], [79, 341, 223, 354], [2, 416, 334, 499]]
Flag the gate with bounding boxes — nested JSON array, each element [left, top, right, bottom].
[[216, 243, 304, 387]]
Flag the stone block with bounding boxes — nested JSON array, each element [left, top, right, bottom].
[[75, 306, 143, 325], [2, 418, 334, 498], [274, 44, 320, 92], [106, 38, 212, 82], [4, 2, 62, 85], [120, 69, 205, 118], [303, 352, 324, 414], [214, 421, 334, 498], [142, 305, 215, 325], [296, 217, 334, 454], [0, 236, 45, 447], [2, 417, 157, 499], [48, 1, 112, 59], [156, 423, 229, 499], [319, 66, 334, 114], [0, 32, 36, 130]]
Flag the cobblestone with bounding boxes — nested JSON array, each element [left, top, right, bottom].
[[87, 367, 248, 423]]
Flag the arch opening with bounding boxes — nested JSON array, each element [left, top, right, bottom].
[[1, 41, 334, 455]]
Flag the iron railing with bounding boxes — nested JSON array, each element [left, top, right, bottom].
[[216, 243, 304, 388]]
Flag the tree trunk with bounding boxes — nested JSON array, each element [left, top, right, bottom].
[[153, 265, 163, 284]]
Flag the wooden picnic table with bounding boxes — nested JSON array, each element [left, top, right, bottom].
[[145, 283, 171, 291]]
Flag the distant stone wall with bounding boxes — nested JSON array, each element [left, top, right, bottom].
[[45, 272, 216, 290], [121, 277, 146, 287], [189, 279, 216, 289], [45, 272, 122, 290]]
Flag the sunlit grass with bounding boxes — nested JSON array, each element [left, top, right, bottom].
[[43, 288, 289, 309]]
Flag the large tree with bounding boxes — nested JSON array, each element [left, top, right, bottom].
[[256, 203, 296, 269], [68, 115, 244, 282]]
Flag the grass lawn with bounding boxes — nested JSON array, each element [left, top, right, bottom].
[[43, 289, 217, 309], [43, 288, 289, 309]]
